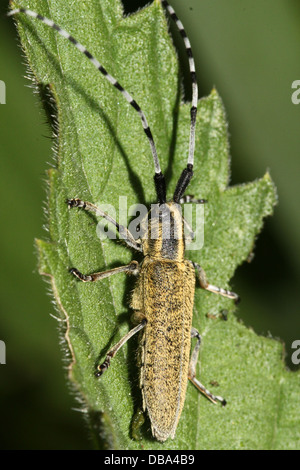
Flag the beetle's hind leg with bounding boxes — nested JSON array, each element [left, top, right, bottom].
[[188, 327, 226, 406], [95, 319, 146, 377], [69, 258, 143, 376]]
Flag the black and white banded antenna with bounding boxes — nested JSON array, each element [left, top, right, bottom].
[[7, 6, 167, 201], [8, 1, 198, 204], [162, 0, 198, 203]]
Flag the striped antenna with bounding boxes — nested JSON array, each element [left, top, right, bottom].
[[161, 1, 198, 202], [8, 7, 163, 177], [162, 0, 198, 168]]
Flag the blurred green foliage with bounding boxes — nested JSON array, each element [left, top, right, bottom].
[[0, 0, 299, 449]]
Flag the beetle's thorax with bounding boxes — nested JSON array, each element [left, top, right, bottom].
[[141, 202, 185, 262]]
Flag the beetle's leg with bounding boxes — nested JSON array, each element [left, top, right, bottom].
[[183, 217, 195, 243], [189, 327, 226, 405], [179, 195, 207, 204], [70, 260, 139, 282], [67, 198, 142, 252], [189, 327, 202, 378], [193, 262, 240, 304], [182, 197, 207, 244], [95, 319, 146, 377]]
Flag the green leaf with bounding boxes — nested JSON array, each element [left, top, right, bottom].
[[12, 0, 300, 450]]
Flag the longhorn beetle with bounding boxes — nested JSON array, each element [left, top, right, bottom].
[[9, 1, 239, 442]]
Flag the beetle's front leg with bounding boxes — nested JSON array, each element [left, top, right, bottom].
[[67, 198, 142, 252]]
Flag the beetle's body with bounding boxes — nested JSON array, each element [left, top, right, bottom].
[[135, 260, 195, 441], [131, 203, 195, 441], [9, 1, 240, 443]]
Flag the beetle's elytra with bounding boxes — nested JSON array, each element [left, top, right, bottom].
[[9, 1, 239, 442]]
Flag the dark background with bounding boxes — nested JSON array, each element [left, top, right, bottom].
[[0, 0, 299, 449]]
